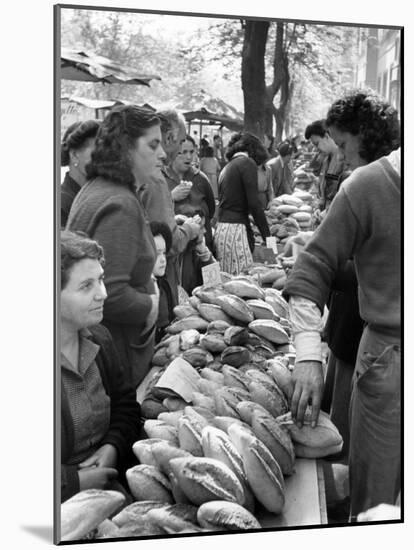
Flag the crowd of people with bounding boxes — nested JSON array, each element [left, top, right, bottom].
[[59, 88, 401, 524]]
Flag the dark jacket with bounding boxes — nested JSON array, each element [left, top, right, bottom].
[[61, 172, 81, 228], [217, 154, 270, 251], [61, 324, 142, 502], [165, 166, 216, 253], [155, 276, 175, 343], [267, 156, 294, 196], [180, 241, 215, 296], [67, 177, 157, 388], [325, 262, 365, 365]]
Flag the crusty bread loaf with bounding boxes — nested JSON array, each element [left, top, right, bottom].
[[197, 500, 261, 530], [169, 456, 245, 506], [61, 489, 125, 541], [126, 464, 173, 503]]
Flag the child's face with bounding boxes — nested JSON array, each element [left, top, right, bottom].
[[153, 235, 167, 277]]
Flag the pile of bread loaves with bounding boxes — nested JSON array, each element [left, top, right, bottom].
[[60, 275, 342, 541], [251, 190, 315, 250]]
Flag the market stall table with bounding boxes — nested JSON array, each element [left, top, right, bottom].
[[136, 367, 328, 528]]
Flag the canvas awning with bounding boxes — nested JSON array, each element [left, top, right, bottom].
[[176, 90, 244, 132], [61, 49, 162, 86], [183, 109, 243, 132]]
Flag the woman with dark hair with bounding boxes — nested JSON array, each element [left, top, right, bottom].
[[213, 131, 270, 275], [67, 105, 166, 388], [60, 120, 100, 227], [60, 230, 141, 502], [169, 135, 216, 253]]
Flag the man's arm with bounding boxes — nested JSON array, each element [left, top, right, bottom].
[[289, 296, 325, 427], [284, 182, 365, 425]]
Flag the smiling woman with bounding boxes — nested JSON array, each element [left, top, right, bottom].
[[66, 105, 166, 388], [60, 230, 141, 503]]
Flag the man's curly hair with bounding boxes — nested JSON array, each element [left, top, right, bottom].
[[326, 89, 400, 163]]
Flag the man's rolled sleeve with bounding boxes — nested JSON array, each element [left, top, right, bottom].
[[289, 296, 324, 362]]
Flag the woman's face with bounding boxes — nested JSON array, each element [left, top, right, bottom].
[[153, 235, 167, 277], [174, 139, 195, 175], [129, 124, 166, 181], [328, 126, 365, 170], [70, 137, 96, 180], [61, 258, 107, 332]]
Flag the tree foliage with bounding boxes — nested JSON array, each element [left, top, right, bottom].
[[194, 18, 359, 140], [60, 9, 360, 142], [60, 9, 213, 106]]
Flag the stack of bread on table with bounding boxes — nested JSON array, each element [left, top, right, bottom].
[[61, 274, 342, 540], [251, 190, 315, 250]]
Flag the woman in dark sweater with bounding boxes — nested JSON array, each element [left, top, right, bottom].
[[60, 120, 100, 227], [60, 230, 141, 503], [214, 132, 270, 275], [67, 105, 166, 388]]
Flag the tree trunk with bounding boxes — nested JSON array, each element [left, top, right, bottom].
[[274, 51, 292, 142], [241, 20, 270, 139]]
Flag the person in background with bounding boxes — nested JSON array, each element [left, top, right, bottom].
[[169, 135, 216, 253], [304, 119, 345, 215], [67, 105, 165, 389], [60, 230, 141, 502], [283, 89, 400, 520], [140, 110, 201, 311], [264, 133, 278, 159], [212, 134, 226, 168], [289, 134, 303, 159], [257, 160, 274, 209], [175, 205, 216, 295], [267, 142, 294, 197], [199, 145, 221, 200], [214, 131, 270, 275], [60, 120, 100, 227], [199, 136, 210, 158], [150, 221, 175, 344]]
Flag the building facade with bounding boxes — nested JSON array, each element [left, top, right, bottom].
[[355, 27, 401, 112]]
